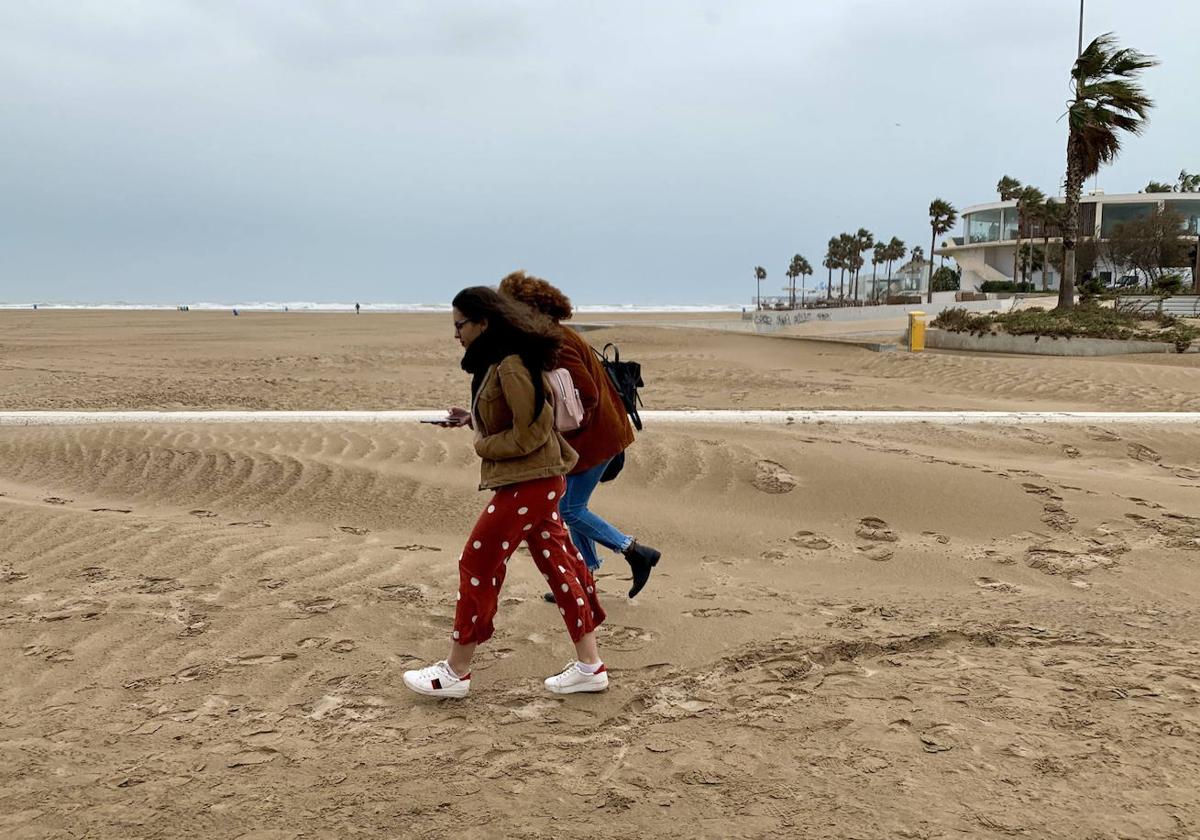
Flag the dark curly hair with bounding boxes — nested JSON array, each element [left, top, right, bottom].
[[498, 270, 574, 322]]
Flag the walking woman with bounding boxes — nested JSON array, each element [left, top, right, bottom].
[[403, 287, 609, 699], [498, 271, 661, 598]]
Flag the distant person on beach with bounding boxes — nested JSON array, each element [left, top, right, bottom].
[[355, 302, 360, 314], [499, 271, 660, 599], [232, 308, 239, 316], [403, 286, 609, 699]]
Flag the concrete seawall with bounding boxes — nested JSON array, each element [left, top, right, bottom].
[[925, 328, 1189, 356]]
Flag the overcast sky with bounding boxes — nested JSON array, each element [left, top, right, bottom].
[[2, 0, 1197, 305]]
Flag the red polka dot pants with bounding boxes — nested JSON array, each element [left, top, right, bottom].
[[454, 475, 606, 646]]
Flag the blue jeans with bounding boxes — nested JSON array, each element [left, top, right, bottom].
[[561, 458, 632, 571]]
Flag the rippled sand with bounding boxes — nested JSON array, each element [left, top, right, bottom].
[[2, 311, 1200, 838]]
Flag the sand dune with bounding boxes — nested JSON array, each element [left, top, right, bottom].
[[3, 415, 1200, 837]]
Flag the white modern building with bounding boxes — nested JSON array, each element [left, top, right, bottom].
[[941, 191, 1200, 291]]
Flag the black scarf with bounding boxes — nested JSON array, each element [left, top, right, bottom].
[[460, 330, 547, 423]]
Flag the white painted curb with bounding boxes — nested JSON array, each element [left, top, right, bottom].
[[0, 410, 1198, 426]]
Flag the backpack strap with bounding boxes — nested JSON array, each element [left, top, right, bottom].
[[602, 342, 620, 364]]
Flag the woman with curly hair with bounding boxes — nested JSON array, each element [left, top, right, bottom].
[[499, 271, 661, 600], [403, 286, 609, 698]]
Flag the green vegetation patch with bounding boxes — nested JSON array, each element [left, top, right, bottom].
[[931, 303, 1197, 353]]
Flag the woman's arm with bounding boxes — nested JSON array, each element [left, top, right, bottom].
[[474, 360, 553, 460]]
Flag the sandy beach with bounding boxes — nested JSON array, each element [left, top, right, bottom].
[[3, 311, 1200, 838]]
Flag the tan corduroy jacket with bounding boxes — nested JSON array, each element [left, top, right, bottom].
[[471, 354, 578, 491]]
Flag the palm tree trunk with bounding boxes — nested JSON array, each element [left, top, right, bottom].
[[1042, 235, 1051, 291], [826, 267, 832, 300], [839, 269, 845, 303], [926, 228, 936, 304], [1058, 133, 1083, 311], [801, 274, 806, 308], [871, 264, 878, 304]]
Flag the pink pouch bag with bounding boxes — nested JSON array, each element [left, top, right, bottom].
[[547, 368, 584, 432]]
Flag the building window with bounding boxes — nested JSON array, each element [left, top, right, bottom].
[[1165, 200, 1200, 235], [966, 209, 1003, 243], [1100, 202, 1158, 237]]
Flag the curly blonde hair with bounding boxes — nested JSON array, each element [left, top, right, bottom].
[[498, 270, 573, 322]]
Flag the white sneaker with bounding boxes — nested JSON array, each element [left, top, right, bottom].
[[403, 660, 470, 698], [544, 661, 609, 694]]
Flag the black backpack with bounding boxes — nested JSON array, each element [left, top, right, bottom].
[[592, 342, 644, 431]]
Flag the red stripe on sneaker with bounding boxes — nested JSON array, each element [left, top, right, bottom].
[[431, 678, 442, 691], [460, 673, 470, 680], [594, 664, 606, 674]]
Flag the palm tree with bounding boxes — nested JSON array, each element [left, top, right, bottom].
[[1059, 33, 1157, 311], [787, 255, 805, 308], [996, 175, 1023, 201], [883, 237, 906, 300], [796, 256, 813, 307], [926, 199, 958, 303], [871, 241, 886, 303], [824, 239, 839, 300], [1033, 198, 1066, 290], [853, 228, 874, 301], [1014, 186, 1045, 285], [1144, 180, 1175, 193], [754, 266, 767, 309], [1178, 170, 1200, 192]]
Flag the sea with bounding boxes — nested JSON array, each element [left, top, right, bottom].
[[0, 302, 740, 313]]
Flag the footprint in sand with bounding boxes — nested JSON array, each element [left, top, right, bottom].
[[137, 577, 183, 594], [1021, 483, 1061, 499], [229, 520, 272, 528], [1041, 503, 1077, 532], [225, 653, 299, 666], [1171, 466, 1200, 482], [682, 607, 751, 618], [189, 509, 218, 518], [922, 531, 950, 545], [856, 517, 898, 542], [1087, 426, 1121, 442], [1020, 428, 1054, 445], [2, 565, 29, 583], [257, 578, 287, 590], [599, 624, 655, 651], [91, 507, 132, 514], [330, 639, 356, 653], [1061, 445, 1082, 459], [337, 526, 370, 536], [1127, 443, 1161, 463], [23, 644, 75, 663], [790, 531, 832, 550], [857, 545, 894, 562], [43, 497, 72, 505], [295, 597, 338, 614], [375, 584, 423, 603], [752, 460, 798, 494], [297, 637, 331, 649], [974, 576, 1021, 593], [393, 544, 442, 552]]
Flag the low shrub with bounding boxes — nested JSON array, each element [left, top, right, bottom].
[[931, 302, 1199, 352], [979, 280, 1036, 293]]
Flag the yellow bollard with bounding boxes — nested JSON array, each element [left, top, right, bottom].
[[907, 311, 926, 352]]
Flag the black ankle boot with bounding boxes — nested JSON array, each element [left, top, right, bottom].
[[623, 540, 661, 598]]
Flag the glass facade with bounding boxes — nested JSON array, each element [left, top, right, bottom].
[[1000, 208, 1020, 241], [967, 208, 1004, 243], [1100, 202, 1157, 236], [1165, 199, 1200, 235]]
